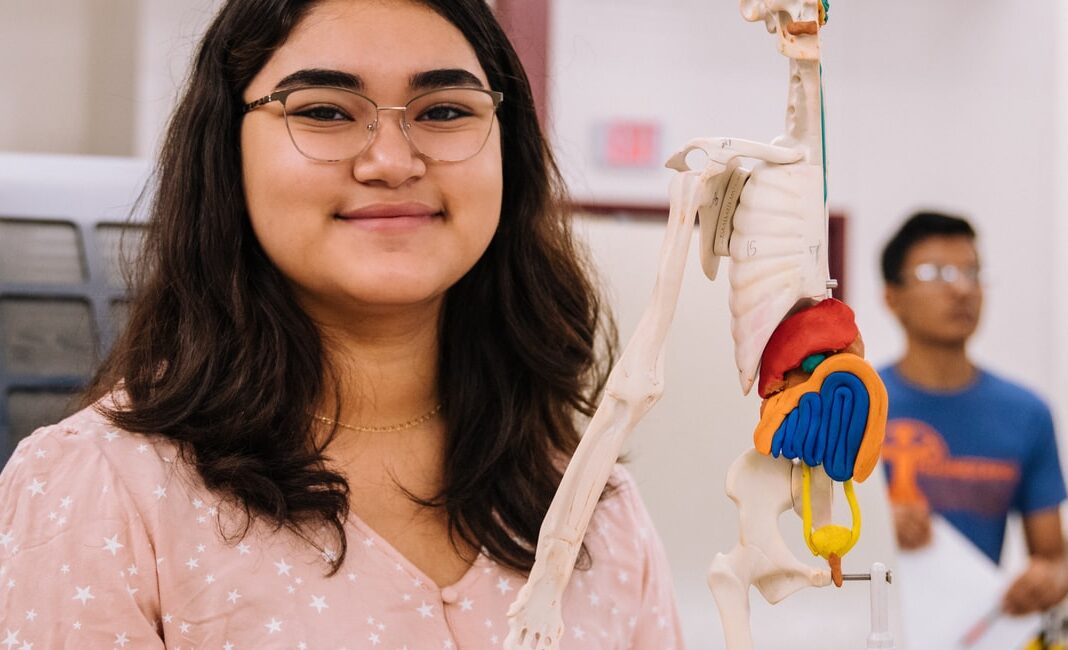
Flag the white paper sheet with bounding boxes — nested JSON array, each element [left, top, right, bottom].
[[895, 516, 1040, 650]]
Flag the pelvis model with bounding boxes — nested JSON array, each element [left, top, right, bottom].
[[506, 2, 894, 649]]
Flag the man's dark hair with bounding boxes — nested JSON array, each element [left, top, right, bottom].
[[880, 211, 977, 285]]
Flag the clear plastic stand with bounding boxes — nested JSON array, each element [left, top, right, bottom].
[[867, 562, 895, 650]]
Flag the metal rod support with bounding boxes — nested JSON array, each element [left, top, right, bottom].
[[841, 571, 893, 584]]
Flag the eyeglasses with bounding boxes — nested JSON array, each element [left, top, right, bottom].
[[908, 262, 981, 286], [243, 86, 504, 163]]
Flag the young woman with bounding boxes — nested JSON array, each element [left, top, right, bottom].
[[0, 1, 683, 647]]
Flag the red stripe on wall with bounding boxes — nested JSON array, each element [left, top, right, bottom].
[[573, 204, 850, 302], [495, 0, 550, 125], [829, 212, 847, 302]]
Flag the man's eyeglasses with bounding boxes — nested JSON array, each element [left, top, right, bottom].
[[243, 86, 504, 163], [908, 262, 981, 286]]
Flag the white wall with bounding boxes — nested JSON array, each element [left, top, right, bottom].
[[553, 0, 1060, 647], [551, 0, 1058, 386], [0, 1, 123, 154], [0, 0, 218, 158], [133, 1, 222, 157], [1057, 0, 1068, 453]]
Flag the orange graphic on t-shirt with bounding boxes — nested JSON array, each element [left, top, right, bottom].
[[882, 419, 1019, 508]]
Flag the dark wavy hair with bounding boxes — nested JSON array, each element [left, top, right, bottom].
[[880, 211, 976, 285], [85, 0, 615, 575]]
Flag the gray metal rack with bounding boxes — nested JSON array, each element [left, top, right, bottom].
[[0, 153, 149, 460]]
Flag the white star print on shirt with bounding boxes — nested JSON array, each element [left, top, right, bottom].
[[102, 534, 124, 556], [1, 630, 18, 649], [0, 410, 684, 649], [26, 479, 45, 497], [72, 586, 94, 605]]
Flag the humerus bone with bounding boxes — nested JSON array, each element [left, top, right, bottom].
[[503, 169, 707, 650], [505, 139, 802, 650]]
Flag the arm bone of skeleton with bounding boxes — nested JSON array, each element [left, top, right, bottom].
[[503, 138, 802, 650]]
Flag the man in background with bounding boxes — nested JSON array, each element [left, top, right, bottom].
[[880, 211, 1068, 615]]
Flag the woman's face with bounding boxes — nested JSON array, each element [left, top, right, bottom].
[[240, 0, 503, 322]]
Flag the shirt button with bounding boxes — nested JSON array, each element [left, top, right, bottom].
[[441, 587, 459, 604]]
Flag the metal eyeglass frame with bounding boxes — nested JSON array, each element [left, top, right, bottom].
[[242, 85, 504, 163], [910, 262, 982, 286]]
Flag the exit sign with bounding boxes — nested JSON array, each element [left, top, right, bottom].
[[593, 120, 662, 169]]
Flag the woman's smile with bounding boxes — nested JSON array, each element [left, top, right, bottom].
[[334, 201, 444, 232]]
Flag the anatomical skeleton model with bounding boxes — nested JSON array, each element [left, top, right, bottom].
[[505, 2, 892, 649]]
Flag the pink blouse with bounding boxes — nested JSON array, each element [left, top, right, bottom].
[[0, 404, 683, 649]]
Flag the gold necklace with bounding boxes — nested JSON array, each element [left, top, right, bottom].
[[313, 402, 443, 433]]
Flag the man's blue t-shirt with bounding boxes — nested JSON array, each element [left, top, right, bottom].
[[879, 365, 1066, 564]]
